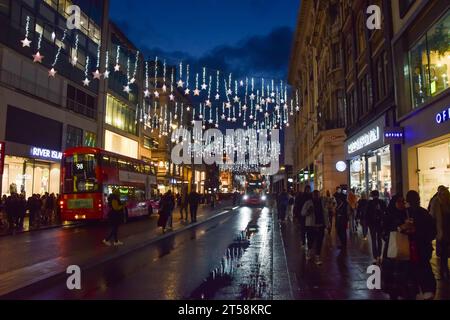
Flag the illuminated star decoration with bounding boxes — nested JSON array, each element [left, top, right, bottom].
[[162, 84, 167, 92], [114, 64, 120, 72], [123, 85, 131, 93], [21, 37, 31, 48], [130, 77, 136, 84], [193, 88, 200, 96], [177, 80, 184, 88], [83, 78, 91, 86], [71, 56, 78, 66], [232, 117, 237, 122], [144, 89, 150, 98], [92, 69, 102, 80], [169, 94, 175, 101], [271, 92, 276, 97], [250, 93, 256, 100], [32, 51, 44, 63], [154, 90, 160, 98], [201, 83, 207, 90], [240, 80, 244, 86], [242, 105, 247, 111], [266, 97, 272, 103], [233, 96, 240, 103], [215, 93, 220, 100], [205, 100, 212, 107], [208, 119, 213, 124], [185, 88, 190, 95], [103, 70, 110, 79], [225, 102, 231, 108], [221, 114, 226, 120], [48, 68, 57, 77], [227, 89, 232, 95]]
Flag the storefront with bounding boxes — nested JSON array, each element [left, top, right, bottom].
[[1, 144, 61, 197], [402, 101, 450, 207], [345, 116, 393, 198]]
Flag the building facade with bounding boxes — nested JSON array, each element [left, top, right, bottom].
[[0, 0, 108, 197], [391, 0, 449, 205], [288, 0, 348, 194]]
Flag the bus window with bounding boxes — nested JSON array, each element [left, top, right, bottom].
[[63, 154, 100, 194], [110, 157, 118, 169]]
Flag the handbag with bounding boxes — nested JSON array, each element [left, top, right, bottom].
[[387, 231, 410, 260]]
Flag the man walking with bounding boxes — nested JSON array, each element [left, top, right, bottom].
[[334, 186, 348, 250], [188, 189, 201, 223]]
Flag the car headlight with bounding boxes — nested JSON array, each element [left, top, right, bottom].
[[243, 195, 249, 201], [261, 195, 267, 201]]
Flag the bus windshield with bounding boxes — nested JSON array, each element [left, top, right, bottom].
[[63, 153, 100, 194]]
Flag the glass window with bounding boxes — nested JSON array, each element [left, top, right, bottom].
[[409, 11, 450, 108], [105, 94, 138, 135], [427, 12, 450, 97], [84, 131, 96, 147], [357, 14, 366, 56], [63, 154, 99, 194], [417, 138, 450, 206], [399, 0, 415, 18], [66, 125, 83, 149], [66, 84, 97, 119], [409, 36, 429, 107], [350, 157, 366, 196]]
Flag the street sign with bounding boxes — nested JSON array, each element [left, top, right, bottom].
[[0, 141, 5, 175]]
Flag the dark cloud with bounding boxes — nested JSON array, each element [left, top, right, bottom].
[[141, 26, 294, 81]]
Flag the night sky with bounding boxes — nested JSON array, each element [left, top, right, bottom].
[[109, 0, 300, 80]]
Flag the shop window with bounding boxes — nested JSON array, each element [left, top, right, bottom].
[[66, 125, 83, 149], [417, 139, 450, 207], [409, 11, 450, 109], [357, 13, 366, 56], [84, 131, 96, 147]]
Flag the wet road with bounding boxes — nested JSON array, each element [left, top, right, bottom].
[[14, 207, 270, 300]]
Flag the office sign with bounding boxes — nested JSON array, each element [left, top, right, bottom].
[[30, 147, 63, 161], [0, 141, 5, 175], [384, 127, 404, 145]]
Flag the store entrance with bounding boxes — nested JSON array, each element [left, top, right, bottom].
[[417, 138, 450, 207]]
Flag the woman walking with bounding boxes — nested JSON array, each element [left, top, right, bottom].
[[301, 190, 329, 265], [103, 189, 125, 246]]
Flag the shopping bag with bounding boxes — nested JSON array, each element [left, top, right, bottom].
[[387, 231, 410, 260]]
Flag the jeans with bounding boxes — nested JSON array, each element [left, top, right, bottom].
[[306, 226, 325, 256], [106, 222, 119, 243], [336, 216, 348, 247], [190, 205, 198, 222], [369, 226, 383, 259]]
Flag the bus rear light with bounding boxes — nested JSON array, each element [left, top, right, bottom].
[[74, 215, 87, 220]]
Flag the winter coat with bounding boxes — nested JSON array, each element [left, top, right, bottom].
[[301, 198, 328, 227]]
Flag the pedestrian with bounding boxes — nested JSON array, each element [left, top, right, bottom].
[[405, 190, 437, 300], [5, 193, 18, 231], [287, 191, 295, 222], [301, 190, 329, 265], [277, 189, 289, 222], [297, 186, 312, 247], [179, 190, 188, 222], [357, 192, 369, 240], [165, 190, 175, 230], [0, 195, 6, 228], [347, 188, 358, 234], [366, 190, 386, 265], [188, 189, 201, 223], [334, 187, 348, 250], [432, 187, 450, 281], [17, 194, 26, 229], [382, 194, 414, 299], [323, 190, 336, 235], [103, 189, 125, 246]]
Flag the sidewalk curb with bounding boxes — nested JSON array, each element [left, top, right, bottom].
[[0, 222, 82, 238], [0, 204, 238, 299]]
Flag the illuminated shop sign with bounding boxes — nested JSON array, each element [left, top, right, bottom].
[[384, 127, 404, 145], [30, 147, 62, 161], [347, 127, 380, 154], [436, 107, 450, 124]]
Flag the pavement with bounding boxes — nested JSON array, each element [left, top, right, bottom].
[[280, 217, 450, 300], [0, 201, 236, 298]]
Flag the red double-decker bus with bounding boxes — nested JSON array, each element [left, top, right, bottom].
[[60, 147, 158, 222]]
